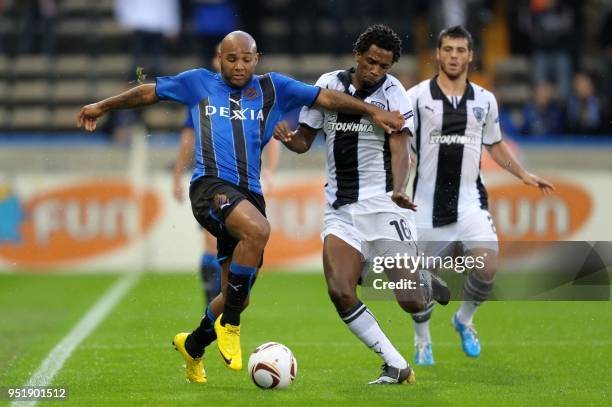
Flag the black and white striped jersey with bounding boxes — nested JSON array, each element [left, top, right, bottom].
[[407, 76, 502, 228], [299, 68, 415, 209]]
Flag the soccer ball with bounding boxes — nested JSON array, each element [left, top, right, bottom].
[[248, 342, 297, 389]]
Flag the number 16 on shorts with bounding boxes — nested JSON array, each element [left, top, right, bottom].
[[353, 212, 415, 243]]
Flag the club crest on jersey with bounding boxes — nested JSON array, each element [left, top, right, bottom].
[[244, 87, 259, 100], [473, 107, 485, 122]]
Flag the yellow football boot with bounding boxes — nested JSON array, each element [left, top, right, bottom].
[[402, 368, 417, 385], [172, 333, 206, 383], [214, 314, 242, 371]]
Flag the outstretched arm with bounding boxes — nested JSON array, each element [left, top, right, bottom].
[[389, 131, 417, 210], [485, 141, 554, 194], [77, 84, 159, 131], [273, 121, 318, 154], [313, 88, 403, 134]]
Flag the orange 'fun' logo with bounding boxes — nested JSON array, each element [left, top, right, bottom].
[[0, 180, 162, 268], [488, 180, 592, 241]]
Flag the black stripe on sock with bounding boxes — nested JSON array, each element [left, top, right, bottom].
[[411, 302, 435, 323], [463, 273, 494, 302], [343, 306, 367, 324], [339, 301, 366, 324]]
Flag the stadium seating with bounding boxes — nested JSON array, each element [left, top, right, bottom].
[[54, 55, 92, 77], [50, 106, 82, 129], [2, 0, 602, 135], [11, 106, 49, 130], [11, 81, 51, 103], [143, 104, 185, 131]]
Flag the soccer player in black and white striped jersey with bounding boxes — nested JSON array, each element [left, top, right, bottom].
[[274, 25, 450, 385], [406, 26, 554, 365]]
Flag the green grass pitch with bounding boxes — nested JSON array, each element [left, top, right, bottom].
[[1, 272, 611, 406]]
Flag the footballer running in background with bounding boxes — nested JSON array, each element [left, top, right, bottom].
[[273, 25, 450, 385], [172, 48, 280, 309], [77, 30, 405, 383], [406, 25, 554, 365]]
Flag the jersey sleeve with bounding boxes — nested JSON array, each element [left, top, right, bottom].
[[388, 84, 415, 136], [482, 94, 503, 145], [297, 73, 330, 130], [155, 68, 210, 106], [298, 106, 324, 130], [271, 72, 321, 112], [183, 110, 194, 129]]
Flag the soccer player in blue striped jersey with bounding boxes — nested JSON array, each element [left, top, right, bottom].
[[171, 48, 224, 312], [173, 113, 222, 308], [173, 111, 280, 311], [77, 30, 405, 383]]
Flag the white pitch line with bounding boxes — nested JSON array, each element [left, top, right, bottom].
[[12, 272, 141, 407]]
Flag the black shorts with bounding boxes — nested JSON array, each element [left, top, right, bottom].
[[189, 176, 267, 264]]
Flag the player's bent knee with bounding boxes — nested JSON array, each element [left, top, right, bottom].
[[467, 249, 498, 281], [257, 220, 271, 243], [243, 220, 271, 250], [472, 265, 497, 282]]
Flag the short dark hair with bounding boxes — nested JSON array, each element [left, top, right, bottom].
[[437, 25, 473, 50], [353, 24, 402, 63]]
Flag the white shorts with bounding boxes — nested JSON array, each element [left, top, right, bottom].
[[322, 193, 417, 255], [417, 208, 499, 256]]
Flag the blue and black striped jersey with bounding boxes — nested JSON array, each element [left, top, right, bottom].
[[157, 68, 320, 194]]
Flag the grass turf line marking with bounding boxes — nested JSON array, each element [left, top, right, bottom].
[[11, 272, 141, 407]]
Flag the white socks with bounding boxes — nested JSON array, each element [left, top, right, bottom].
[[341, 302, 408, 369], [413, 319, 431, 344], [456, 301, 479, 325]]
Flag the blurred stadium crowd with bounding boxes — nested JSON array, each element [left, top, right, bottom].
[[0, 0, 610, 138]]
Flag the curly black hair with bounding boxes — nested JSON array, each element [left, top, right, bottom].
[[353, 24, 402, 63]]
